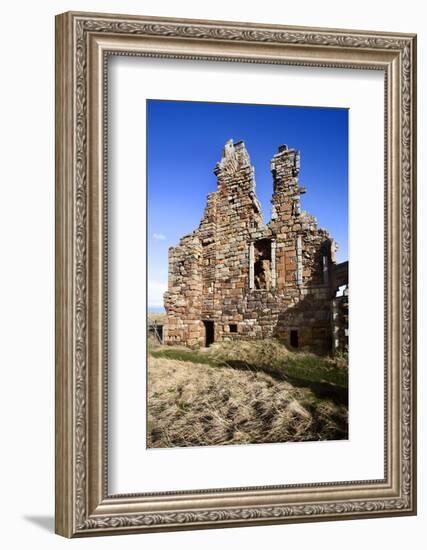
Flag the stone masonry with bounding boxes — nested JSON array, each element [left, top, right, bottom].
[[163, 140, 348, 353]]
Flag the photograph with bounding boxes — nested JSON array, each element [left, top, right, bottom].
[[147, 99, 349, 448], [53, 9, 416, 538]]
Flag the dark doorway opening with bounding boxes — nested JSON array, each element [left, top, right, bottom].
[[290, 330, 299, 348], [203, 320, 214, 347], [229, 324, 237, 333]]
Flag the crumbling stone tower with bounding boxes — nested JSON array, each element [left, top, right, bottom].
[[163, 139, 348, 352]]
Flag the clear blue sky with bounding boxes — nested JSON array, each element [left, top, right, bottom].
[[147, 100, 348, 309]]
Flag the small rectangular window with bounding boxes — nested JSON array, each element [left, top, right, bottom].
[[229, 324, 238, 333]]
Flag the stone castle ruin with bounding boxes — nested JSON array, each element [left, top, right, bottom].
[[163, 140, 348, 353]]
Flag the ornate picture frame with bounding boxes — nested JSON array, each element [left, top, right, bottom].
[[55, 11, 417, 537]]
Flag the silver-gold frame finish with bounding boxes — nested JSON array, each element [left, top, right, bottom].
[[55, 11, 417, 538]]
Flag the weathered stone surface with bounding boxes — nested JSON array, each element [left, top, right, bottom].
[[163, 140, 348, 352]]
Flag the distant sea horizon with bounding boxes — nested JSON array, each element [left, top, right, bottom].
[[148, 306, 165, 313]]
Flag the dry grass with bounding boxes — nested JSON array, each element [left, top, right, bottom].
[[147, 352, 348, 448], [147, 312, 166, 323]]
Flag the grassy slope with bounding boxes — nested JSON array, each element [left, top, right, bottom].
[[147, 340, 348, 448], [147, 312, 166, 323]]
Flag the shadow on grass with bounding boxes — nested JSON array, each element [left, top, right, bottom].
[[223, 359, 348, 406]]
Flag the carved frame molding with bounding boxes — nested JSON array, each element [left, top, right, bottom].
[[55, 11, 416, 537]]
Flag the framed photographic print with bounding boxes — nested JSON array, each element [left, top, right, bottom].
[[55, 11, 417, 537]]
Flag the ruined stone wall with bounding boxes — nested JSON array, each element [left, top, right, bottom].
[[163, 235, 203, 347], [211, 140, 263, 343], [331, 261, 349, 352], [163, 139, 344, 353]]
